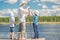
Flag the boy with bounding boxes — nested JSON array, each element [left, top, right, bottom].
[[9, 9, 15, 40], [32, 10, 39, 39]]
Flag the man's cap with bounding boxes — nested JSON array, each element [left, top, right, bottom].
[[20, 1, 26, 6]]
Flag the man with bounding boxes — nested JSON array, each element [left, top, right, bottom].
[[32, 10, 39, 39], [18, 1, 29, 40], [9, 9, 15, 40]]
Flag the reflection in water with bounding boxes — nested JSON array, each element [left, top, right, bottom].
[[0, 24, 60, 40]]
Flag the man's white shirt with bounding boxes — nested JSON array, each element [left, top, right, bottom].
[[18, 7, 28, 23]]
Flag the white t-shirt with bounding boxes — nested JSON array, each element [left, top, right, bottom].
[[18, 7, 27, 23], [9, 11, 15, 27]]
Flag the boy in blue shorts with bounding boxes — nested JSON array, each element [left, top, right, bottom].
[[9, 9, 15, 40]]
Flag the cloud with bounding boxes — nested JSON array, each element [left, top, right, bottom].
[[4, 0, 18, 4], [38, 3, 48, 11], [30, 9, 60, 16], [0, 9, 18, 17], [0, 9, 9, 17], [35, 0, 39, 2], [38, 9, 52, 16], [41, 0, 60, 4], [33, 0, 40, 3], [33, 1, 36, 3], [55, 0, 60, 4], [41, 9, 60, 16], [0, 8, 60, 17], [42, 5, 48, 9], [41, 0, 54, 2], [12, 9, 18, 14], [21, 0, 30, 3], [52, 5, 60, 9], [38, 3, 42, 6], [21, 0, 30, 2], [56, 12, 60, 16]]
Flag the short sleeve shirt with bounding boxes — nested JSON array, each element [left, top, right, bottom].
[[18, 7, 26, 23], [9, 11, 15, 27]]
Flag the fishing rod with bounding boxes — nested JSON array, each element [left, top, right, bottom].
[[28, 7, 32, 39]]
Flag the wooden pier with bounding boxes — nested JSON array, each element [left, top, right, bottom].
[[0, 38, 45, 40]]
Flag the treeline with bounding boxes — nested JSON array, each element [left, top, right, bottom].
[[0, 16, 60, 23], [26, 16, 60, 22]]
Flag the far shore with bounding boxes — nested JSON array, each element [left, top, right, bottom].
[[0, 22, 60, 25]]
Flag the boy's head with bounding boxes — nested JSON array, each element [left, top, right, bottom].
[[34, 10, 39, 16]]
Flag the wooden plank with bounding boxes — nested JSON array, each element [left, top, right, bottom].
[[0, 38, 45, 40], [26, 38, 45, 40]]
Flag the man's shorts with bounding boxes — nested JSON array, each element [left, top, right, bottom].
[[18, 22, 26, 34], [10, 27, 14, 32]]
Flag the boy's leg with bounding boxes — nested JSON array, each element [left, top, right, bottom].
[[11, 32, 14, 40], [33, 23, 38, 38], [10, 27, 14, 40], [35, 25, 38, 38], [33, 23, 36, 38], [10, 32, 12, 39]]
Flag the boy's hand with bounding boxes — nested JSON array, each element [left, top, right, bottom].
[[14, 22, 17, 25]]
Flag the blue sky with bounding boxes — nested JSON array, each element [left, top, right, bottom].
[[0, 0, 60, 16], [0, 0, 20, 10], [0, 0, 60, 10]]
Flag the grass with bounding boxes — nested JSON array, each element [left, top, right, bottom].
[[0, 22, 60, 25]]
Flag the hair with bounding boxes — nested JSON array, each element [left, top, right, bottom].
[[20, 3, 25, 6]]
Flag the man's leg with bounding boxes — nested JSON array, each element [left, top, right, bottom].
[[18, 23, 26, 40], [21, 22, 26, 40], [18, 32, 21, 40], [18, 23, 22, 40]]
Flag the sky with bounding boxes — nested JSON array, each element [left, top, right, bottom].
[[0, 0, 60, 17]]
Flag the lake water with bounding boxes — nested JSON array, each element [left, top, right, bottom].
[[0, 24, 60, 40]]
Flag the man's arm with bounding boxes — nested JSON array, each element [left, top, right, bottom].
[[25, 8, 31, 16]]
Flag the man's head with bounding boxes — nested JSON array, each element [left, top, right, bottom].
[[20, 1, 26, 7]]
